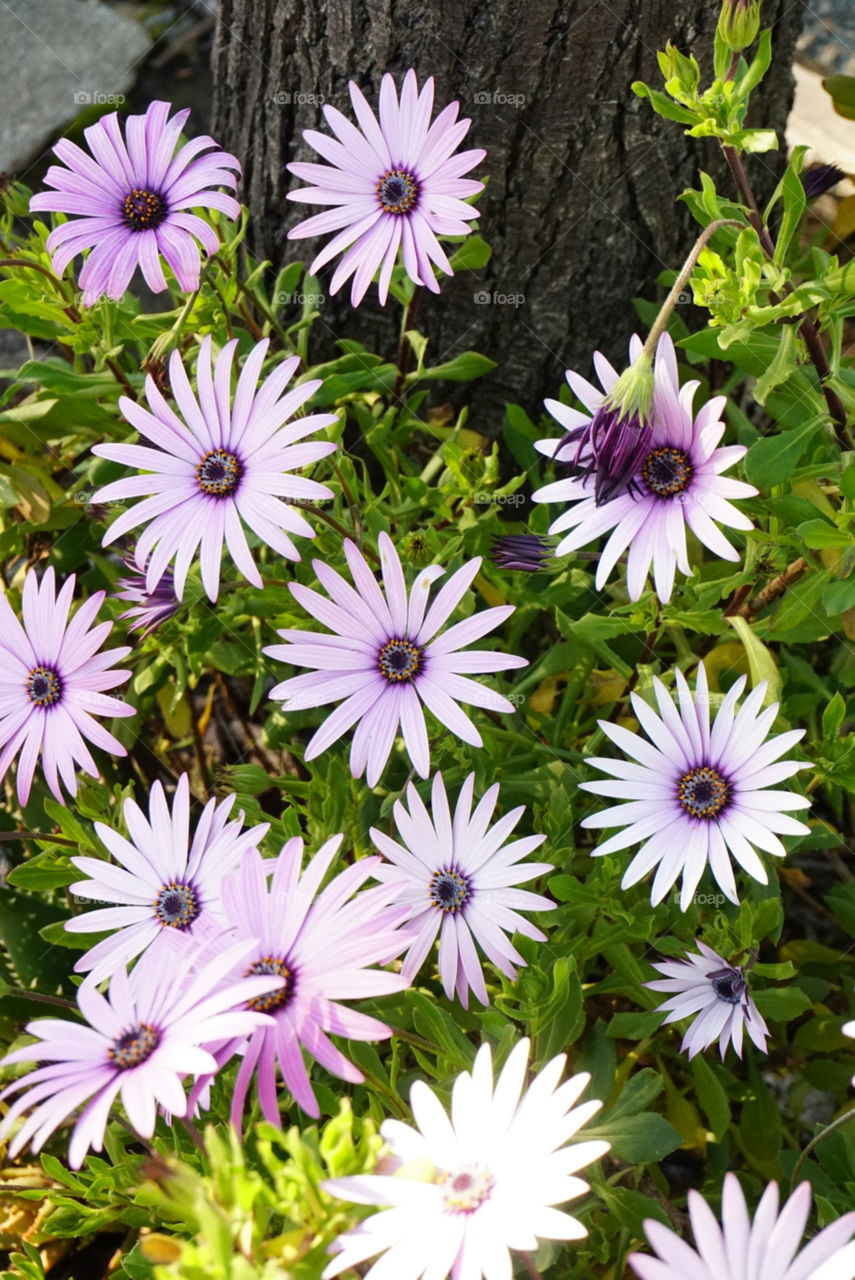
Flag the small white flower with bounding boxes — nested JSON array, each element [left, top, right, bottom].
[[323, 1038, 609, 1280]]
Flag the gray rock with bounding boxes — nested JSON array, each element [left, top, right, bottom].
[[0, 0, 150, 177], [797, 0, 855, 77]]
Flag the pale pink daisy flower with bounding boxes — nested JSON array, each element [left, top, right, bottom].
[[91, 336, 338, 603], [0, 937, 283, 1169], [30, 100, 240, 305], [580, 662, 811, 910], [323, 1037, 610, 1280], [629, 1173, 855, 1280], [265, 533, 527, 786], [0, 567, 133, 807], [369, 772, 554, 1008], [287, 69, 485, 304], [188, 840, 411, 1125], [65, 773, 270, 984], [532, 333, 758, 603], [646, 941, 768, 1060]]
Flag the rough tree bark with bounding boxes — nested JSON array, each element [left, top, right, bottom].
[[211, 0, 804, 422]]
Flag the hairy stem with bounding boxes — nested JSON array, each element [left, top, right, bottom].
[[641, 219, 746, 360], [5, 987, 77, 1010]]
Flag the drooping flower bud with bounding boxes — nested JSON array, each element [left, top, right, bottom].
[[557, 352, 655, 506], [116, 558, 180, 637], [489, 535, 550, 571], [716, 0, 761, 52], [801, 163, 846, 201]]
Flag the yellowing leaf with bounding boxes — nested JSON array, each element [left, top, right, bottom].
[[140, 1233, 183, 1263], [725, 617, 782, 706]]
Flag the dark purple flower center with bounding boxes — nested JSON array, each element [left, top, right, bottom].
[[109, 1022, 160, 1069], [678, 766, 730, 819], [245, 955, 295, 1012], [25, 664, 62, 707], [429, 866, 471, 914], [710, 968, 745, 1005], [122, 188, 168, 231], [378, 638, 421, 682], [376, 168, 419, 215], [196, 449, 242, 497], [641, 446, 694, 499], [153, 880, 200, 929], [438, 1165, 494, 1213]]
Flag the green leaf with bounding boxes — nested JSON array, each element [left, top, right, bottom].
[[690, 1056, 730, 1141], [823, 691, 847, 739], [448, 235, 492, 271], [796, 518, 852, 549], [417, 351, 497, 382], [631, 81, 698, 123], [585, 1111, 682, 1162], [606, 1010, 663, 1038], [823, 73, 855, 121], [753, 323, 796, 405], [743, 417, 824, 488], [7, 851, 77, 891], [751, 985, 813, 1021], [823, 577, 855, 616], [533, 956, 585, 1060]]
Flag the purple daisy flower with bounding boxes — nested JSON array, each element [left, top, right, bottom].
[[645, 940, 768, 1060], [532, 333, 758, 603], [65, 773, 270, 984], [287, 69, 485, 305], [265, 533, 527, 786], [187, 840, 411, 1125], [629, 1173, 855, 1280], [90, 336, 338, 602], [0, 937, 283, 1169], [30, 100, 240, 305], [0, 567, 133, 807], [369, 772, 554, 1008], [322, 1037, 610, 1280], [580, 662, 811, 910], [115, 558, 180, 637]]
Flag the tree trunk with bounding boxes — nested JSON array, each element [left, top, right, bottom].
[[211, 0, 804, 422]]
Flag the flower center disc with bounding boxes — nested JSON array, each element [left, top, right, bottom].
[[429, 867, 471, 914], [196, 449, 242, 496], [153, 880, 200, 929], [438, 1165, 495, 1214], [378, 638, 421, 682], [710, 969, 745, 1005], [122, 188, 168, 231], [376, 168, 419, 215], [641, 446, 693, 498], [678, 765, 729, 819], [109, 1022, 160, 1069], [25, 665, 62, 707], [245, 956, 295, 1012]]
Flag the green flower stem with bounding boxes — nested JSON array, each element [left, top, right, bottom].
[[640, 218, 746, 362], [721, 146, 853, 452], [790, 1103, 855, 1189]]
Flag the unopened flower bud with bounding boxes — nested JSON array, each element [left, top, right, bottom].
[[717, 0, 761, 52]]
